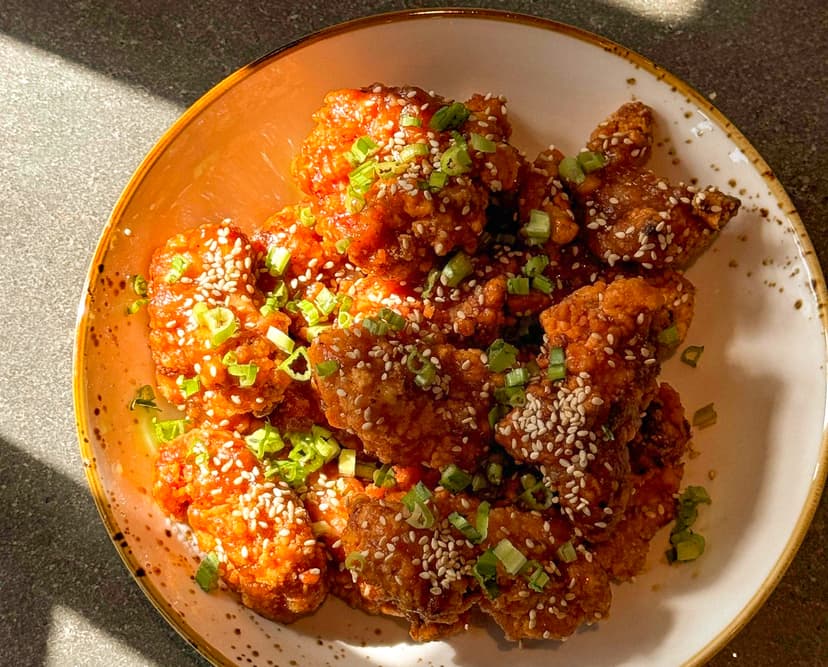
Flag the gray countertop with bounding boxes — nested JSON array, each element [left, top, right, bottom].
[[1, 1, 825, 665]]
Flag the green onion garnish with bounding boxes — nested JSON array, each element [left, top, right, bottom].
[[519, 475, 554, 510], [681, 345, 705, 368], [265, 246, 291, 276], [470, 133, 497, 153], [164, 255, 190, 283], [429, 102, 470, 131], [131, 274, 148, 297], [378, 307, 406, 331], [349, 159, 378, 196], [244, 423, 285, 459], [657, 324, 680, 346], [297, 299, 320, 326], [266, 326, 294, 354], [402, 481, 434, 528], [557, 541, 577, 563], [152, 417, 187, 443], [126, 298, 148, 315], [129, 385, 160, 411], [532, 275, 554, 295], [202, 306, 237, 346], [344, 551, 366, 572], [486, 339, 518, 373], [400, 114, 421, 127], [298, 205, 316, 227], [506, 276, 530, 295], [486, 461, 503, 486], [361, 317, 388, 337], [372, 463, 397, 488], [278, 346, 311, 381], [673, 532, 706, 561], [558, 156, 586, 184], [399, 142, 429, 162], [195, 552, 220, 592], [337, 448, 356, 477], [345, 186, 366, 214], [440, 464, 472, 493], [493, 538, 528, 575], [260, 282, 288, 316], [523, 255, 550, 278], [475, 501, 490, 542], [547, 346, 566, 381], [667, 486, 711, 563], [316, 360, 340, 378], [473, 549, 500, 599], [441, 251, 473, 287], [487, 404, 508, 430], [375, 160, 404, 179], [521, 209, 551, 245], [448, 512, 482, 543], [221, 350, 237, 366], [335, 237, 352, 254], [524, 562, 550, 592], [312, 287, 337, 316], [307, 325, 332, 339], [406, 350, 437, 389], [176, 375, 201, 398], [505, 367, 530, 387], [692, 403, 717, 428], [576, 150, 607, 173], [440, 145, 473, 176], [228, 362, 258, 387], [428, 171, 448, 190], [494, 385, 526, 407], [349, 136, 378, 164]]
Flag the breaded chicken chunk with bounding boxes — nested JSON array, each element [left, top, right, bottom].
[[153, 428, 328, 622], [308, 327, 493, 470], [575, 102, 740, 270]]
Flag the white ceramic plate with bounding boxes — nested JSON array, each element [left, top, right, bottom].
[[74, 9, 828, 667]]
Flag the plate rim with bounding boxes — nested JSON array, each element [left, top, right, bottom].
[[72, 8, 828, 667]]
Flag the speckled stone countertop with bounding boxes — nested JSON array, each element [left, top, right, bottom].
[[1, 1, 825, 665]]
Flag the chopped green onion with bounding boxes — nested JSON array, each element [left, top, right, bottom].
[[265, 246, 291, 276], [260, 282, 289, 315], [414, 363, 437, 389], [402, 481, 432, 508], [681, 345, 705, 368], [402, 482, 436, 529], [311, 287, 336, 317], [493, 538, 528, 575], [506, 276, 530, 295], [361, 317, 388, 337], [440, 464, 472, 493], [471, 473, 488, 492], [344, 551, 366, 572], [126, 298, 147, 314], [131, 274, 148, 296], [576, 150, 607, 173], [164, 255, 190, 283], [429, 102, 470, 131], [399, 142, 429, 162], [473, 549, 500, 598], [673, 532, 706, 561], [221, 350, 237, 366], [657, 324, 680, 346], [228, 362, 258, 387], [245, 423, 285, 459], [475, 501, 490, 542], [559, 156, 586, 184], [524, 562, 550, 592], [470, 133, 497, 153], [505, 367, 530, 387], [378, 307, 406, 331], [129, 385, 160, 411], [372, 463, 396, 488], [345, 187, 365, 214], [195, 552, 220, 592], [486, 461, 503, 486], [375, 160, 405, 179], [315, 359, 340, 378], [692, 403, 717, 428], [400, 114, 421, 127], [448, 512, 482, 543], [337, 448, 356, 477], [486, 339, 519, 372], [337, 311, 352, 328], [296, 299, 320, 326], [176, 375, 201, 398], [523, 255, 550, 278], [152, 417, 187, 443], [349, 135, 378, 164], [421, 269, 440, 300], [494, 385, 526, 407], [406, 501, 435, 529], [311, 520, 332, 537], [428, 171, 448, 190], [349, 159, 378, 195], [519, 476, 554, 510], [278, 346, 311, 381], [298, 205, 316, 227], [440, 145, 473, 176], [521, 209, 551, 245], [200, 306, 237, 346], [441, 251, 473, 287], [266, 326, 294, 354], [547, 346, 566, 381], [557, 541, 577, 563], [532, 275, 554, 295], [487, 404, 508, 430]]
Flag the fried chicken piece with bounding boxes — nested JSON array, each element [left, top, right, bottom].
[[593, 383, 691, 580], [494, 276, 693, 539], [153, 428, 328, 623], [308, 327, 493, 470], [576, 102, 740, 270], [292, 85, 522, 280], [147, 222, 295, 431]]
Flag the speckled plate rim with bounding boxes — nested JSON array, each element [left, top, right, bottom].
[[72, 8, 828, 667]]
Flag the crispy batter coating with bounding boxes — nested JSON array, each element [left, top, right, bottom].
[[147, 222, 294, 431], [578, 102, 741, 270], [292, 85, 522, 280], [308, 327, 493, 470], [153, 428, 328, 622]]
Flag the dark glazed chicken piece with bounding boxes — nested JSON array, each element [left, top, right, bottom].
[[147, 222, 294, 431], [494, 275, 694, 539], [308, 327, 493, 470], [292, 84, 522, 280], [576, 101, 740, 270], [153, 428, 328, 623]]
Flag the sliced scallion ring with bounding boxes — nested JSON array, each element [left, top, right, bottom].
[[448, 512, 482, 542], [315, 359, 340, 378], [228, 362, 258, 387], [493, 538, 527, 575], [576, 150, 607, 173], [470, 133, 497, 153], [337, 448, 356, 477], [428, 171, 448, 190], [265, 246, 291, 276], [278, 346, 311, 381], [692, 403, 717, 428], [429, 102, 469, 131], [681, 344, 704, 368], [195, 552, 220, 592], [399, 142, 429, 162], [440, 145, 472, 176], [521, 209, 551, 245], [266, 326, 294, 354], [556, 541, 577, 563], [657, 324, 680, 346], [506, 276, 530, 295], [440, 464, 472, 493], [486, 339, 518, 373], [440, 251, 473, 287], [202, 306, 237, 346], [558, 156, 586, 184]]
